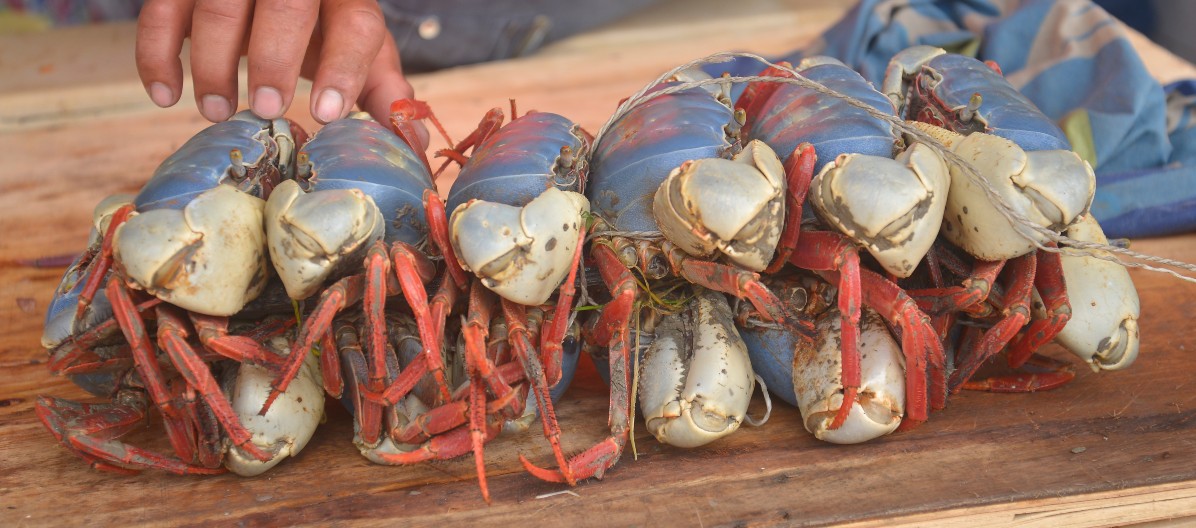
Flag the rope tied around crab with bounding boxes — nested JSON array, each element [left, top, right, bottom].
[[589, 51, 1196, 285]]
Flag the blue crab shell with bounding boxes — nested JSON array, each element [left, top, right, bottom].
[[446, 112, 585, 213], [134, 116, 281, 211], [42, 252, 122, 397], [741, 60, 897, 173], [301, 117, 434, 245], [588, 87, 736, 232], [739, 325, 799, 408], [912, 53, 1070, 152]]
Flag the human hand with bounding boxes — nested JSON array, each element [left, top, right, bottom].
[[135, 0, 418, 135]]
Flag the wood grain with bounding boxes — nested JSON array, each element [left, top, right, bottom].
[[3, 0, 1196, 526]]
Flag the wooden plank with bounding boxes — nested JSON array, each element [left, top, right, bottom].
[[4, 0, 1196, 526], [4, 252, 1196, 526]]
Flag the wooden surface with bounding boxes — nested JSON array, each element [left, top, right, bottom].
[[3, 1, 1196, 526]]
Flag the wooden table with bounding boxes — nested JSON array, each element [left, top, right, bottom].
[[4, 1, 1196, 525]]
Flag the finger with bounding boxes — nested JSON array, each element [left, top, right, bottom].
[[246, 0, 319, 119], [307, 0, 388, 124], [136, 0, 195, 108], [190, 0, 253, 122], [359, 37, 428, 150]]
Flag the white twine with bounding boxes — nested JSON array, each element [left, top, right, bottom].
[[589, 51, 1196, 284]]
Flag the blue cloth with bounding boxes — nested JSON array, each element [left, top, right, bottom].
[[707, 0, 1196, 238]]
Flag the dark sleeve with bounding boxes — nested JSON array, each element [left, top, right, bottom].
[[380, 0, 661, 72]]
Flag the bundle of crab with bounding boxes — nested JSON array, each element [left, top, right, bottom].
[[551, 46, 1138, 483], [35, 102, 497, 478], [37, 48, 1148, 500], [39, 113, 328, 476], [37, 96, 601, 504]]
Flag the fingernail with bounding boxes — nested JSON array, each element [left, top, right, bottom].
[[200, 94, 233, 121], [147, 82, 174, 107], [314, 89, 345, 123], [252, 86, 284, 119]]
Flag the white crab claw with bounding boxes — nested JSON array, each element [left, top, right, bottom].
[[114, 185, 268, 316], [638, 290, 755, 448], [360, 436, 421, 464], [880, 45, 946, 112], [1039, 214, 1140, 371], [810, 141, 950, 277], [89, 193, 137, 246], [794, 309, 905, 444], [264, 179, 385, 300], [911, 122, 1095, 260], [357, 392, 429, 461], [653, 139, 786, 272], [223, 335, 324, 476], [450, 187, 589, 306]]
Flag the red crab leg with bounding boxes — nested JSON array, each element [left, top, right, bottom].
[[428, 263, 462, 359], [424, 189, 471, 290], [105, 277, 197, 463], [669, 247, 788, 324], [523, 243, 633, 484], [791, 231, 862, 430], [390, 99, 451, 171], [367, 419, 502, 465], [391, 401, 471, 444], [949, 252, 1037, 392], [464, 284, 521, 416], [156, 306, 277, 463], [48, 296, 161, 373], [335, 320, 384, 447], [36, 394, 147, 475], [858, 269, 943, 416], [962, 352, 1074, 392], [765, 142, 817, 273], [263, 273, 367, 414], [74, 204, 135, 327], [364, 241, 396, 411], [381, 290, 532, 446], [36, 393, 145, 440], [184, 383, 227, 469], [67, 433, 226, 475], [735, 63, 796, 129], [363, 353, 429, 408], [319, 328, 344, 398], [391, 374, 530, 444], [391, 241, 453, 404], [359, 247, 461, 411], [468, 376, 492, 503], [504, 300, 572, 482], [538, 228, 586, 386], [58, 348, 134, 376], [908, 257, 1006, 315], [818, 268, 940, 427], [1006, 249, 1071, 368], [189, 313, 290, 367], [433, 106, 505, 177]]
